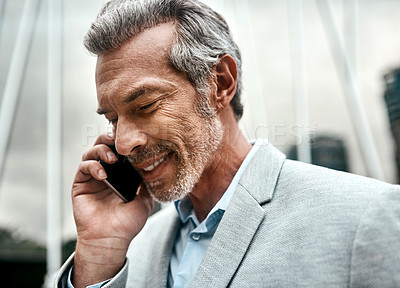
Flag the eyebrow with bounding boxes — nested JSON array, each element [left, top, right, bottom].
[[96, 87, 157, 115], [123, 88, 147, 104]]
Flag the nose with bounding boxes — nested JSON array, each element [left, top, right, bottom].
[[114, 119, 147, 156]]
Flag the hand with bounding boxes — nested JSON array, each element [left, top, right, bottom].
[[71, 133, 154, 288]]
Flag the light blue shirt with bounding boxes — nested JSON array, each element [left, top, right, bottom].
[[68, 139, 264, 288]]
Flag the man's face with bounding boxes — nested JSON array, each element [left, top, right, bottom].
[[95, 22, 223, 202]]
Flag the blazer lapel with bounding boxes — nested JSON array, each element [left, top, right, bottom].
[[146, 205, 180, 288], [191, 142, 285, 288]]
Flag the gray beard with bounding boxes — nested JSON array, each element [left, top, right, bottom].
[[147, 115, 224, 203]]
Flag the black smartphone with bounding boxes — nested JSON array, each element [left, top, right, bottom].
[[99, 145, 142, 202]]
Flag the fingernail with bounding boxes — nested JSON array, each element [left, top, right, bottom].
[[107, 151, 116, 162], [107, 132, 114, 139], [98, 169, 107, 179]]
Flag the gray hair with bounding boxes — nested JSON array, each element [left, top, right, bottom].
[[84, 0, 243, 120]]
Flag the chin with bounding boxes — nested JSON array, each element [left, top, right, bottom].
[[145, 174, 196, 203]]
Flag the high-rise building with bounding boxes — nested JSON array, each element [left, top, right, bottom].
[[383, 68, 400, 183]]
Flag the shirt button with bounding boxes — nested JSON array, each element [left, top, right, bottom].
[[192, 233, 201, 241]]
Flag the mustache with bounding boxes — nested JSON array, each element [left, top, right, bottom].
[[127, 141, 178, 165]]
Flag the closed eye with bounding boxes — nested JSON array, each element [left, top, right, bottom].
[[139, 101, 156, 111]]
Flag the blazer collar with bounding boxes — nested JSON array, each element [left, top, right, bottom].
[[239, 141, 286, 204], [191, 142, 286, 288]]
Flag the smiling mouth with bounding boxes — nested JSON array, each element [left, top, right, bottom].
[[142, 153, 170, 172]]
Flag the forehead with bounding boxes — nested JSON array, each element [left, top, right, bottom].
[[94, 22, 199, 112], [95, 22, 178, 86]]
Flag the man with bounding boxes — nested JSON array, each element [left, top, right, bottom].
[[56, 0, 400, 287]]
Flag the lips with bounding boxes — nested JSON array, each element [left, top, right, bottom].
[[133, 152, 172, 182], [143, 153, 169, 172]]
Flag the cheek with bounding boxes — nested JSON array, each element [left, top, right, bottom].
[[148, 105, 199, 144]]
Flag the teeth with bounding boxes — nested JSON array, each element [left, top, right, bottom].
[[143, 154, 168, 172]]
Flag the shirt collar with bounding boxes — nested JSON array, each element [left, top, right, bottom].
[[174, 139, 265, 225], [175, 195, 195, 224]]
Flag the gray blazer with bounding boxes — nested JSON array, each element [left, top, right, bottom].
[[56, 143, 400, 287]]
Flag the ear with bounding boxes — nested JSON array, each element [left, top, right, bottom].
[[213, 54, 238, 111]]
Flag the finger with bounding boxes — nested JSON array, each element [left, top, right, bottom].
[[74, 160, 108, 183], [94, 132, 115, 146], [72, 177, 108, 195], [81, 144, 117, 163], [137, 183, 151, 199], [120, 185, 154, 234], [130, 184, 154, 216]]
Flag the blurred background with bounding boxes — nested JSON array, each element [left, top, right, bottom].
[[0, 0, 399, 286]]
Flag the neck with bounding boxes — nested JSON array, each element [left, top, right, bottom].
[[188, 118, 251, 222]]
